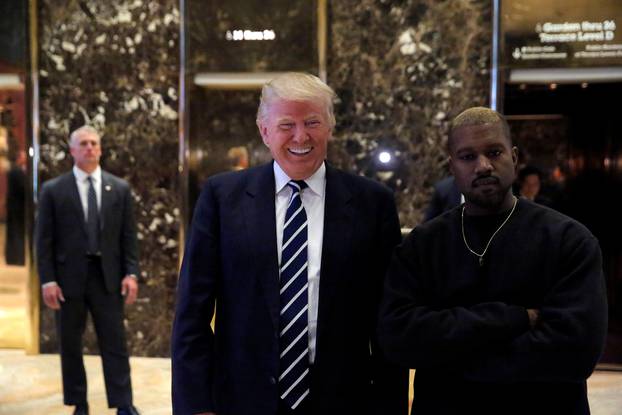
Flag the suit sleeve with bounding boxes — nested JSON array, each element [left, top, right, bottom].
[[35, 182, 56, 286], [172, 179, 220, 414], [371, 190, 409, 415], [423, 184, 444, 222], [465, 231, 607, 382], [378, 234, 530, 369], [121, 183, 139, 276]]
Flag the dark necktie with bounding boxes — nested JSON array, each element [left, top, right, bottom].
[[86, 176, 100, 254], [278, 180, 310, 410]]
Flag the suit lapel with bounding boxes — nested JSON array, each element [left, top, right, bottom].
[[242, 163, 280, 332], [315, 165, 354, 359], [100, 171, 114, 230], [64, 172, 88, 235]]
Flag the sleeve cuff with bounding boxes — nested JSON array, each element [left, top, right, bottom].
[[507, 305, 531, 334], [42, 281, 58, 288]]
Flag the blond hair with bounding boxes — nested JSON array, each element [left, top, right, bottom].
[[257, 72, 337, 128], [448, 107, 511, 150]]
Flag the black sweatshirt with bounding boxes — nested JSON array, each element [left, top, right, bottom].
[[379, 198, 608, 415]]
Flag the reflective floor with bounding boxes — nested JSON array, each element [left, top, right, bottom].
[[0, 349, 621, 415], [0, 263, 27, 349], [0, 350, 171, 414]]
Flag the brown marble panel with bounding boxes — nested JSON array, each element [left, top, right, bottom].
[[327, 0, 492, 227], [36, 0, 494, 357]]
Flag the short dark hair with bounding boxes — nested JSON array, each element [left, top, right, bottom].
[[69, 125, 101, 147], [518, 165, 542, 183], [448, 107, 511, 151]]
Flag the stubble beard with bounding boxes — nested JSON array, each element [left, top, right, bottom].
[[466, 185, 512, 212]]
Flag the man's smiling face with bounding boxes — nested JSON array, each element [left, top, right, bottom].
[[258, 99, 331, 180]]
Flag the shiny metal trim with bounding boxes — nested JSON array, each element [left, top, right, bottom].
[[318, 0, 327, 81], [193, 72, 288, 89], [509, 67, 622, 83], [27, 0, 40, 355], [178, 0, 188, 271], [491, 0, 501, 111]]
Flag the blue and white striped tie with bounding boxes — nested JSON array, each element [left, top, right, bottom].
[[279, 180, 310, 410]]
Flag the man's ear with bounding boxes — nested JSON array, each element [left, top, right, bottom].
[[511, 146, 518, 167], [257, 120, 269, 146], [448, 156, 455, 176]]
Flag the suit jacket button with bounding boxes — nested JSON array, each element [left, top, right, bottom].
[[270, 376, 277, 385]]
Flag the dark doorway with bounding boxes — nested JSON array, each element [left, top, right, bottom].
[[505, 81, 622, 365]]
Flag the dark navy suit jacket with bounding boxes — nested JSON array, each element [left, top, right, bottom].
[[424, 176, 462, 222], [172, 162, 407, 415], [36, 170, 139, 297]]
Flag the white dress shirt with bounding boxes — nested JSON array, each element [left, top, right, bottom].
[[73, 165, 102, 219], [274, 161, 326, 364]]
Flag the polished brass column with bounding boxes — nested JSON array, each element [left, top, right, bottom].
[[26, 0, 39, 355]]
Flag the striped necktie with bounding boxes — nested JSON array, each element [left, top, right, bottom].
[[86, 176, 100, 254], [279, 180, 310, 410]]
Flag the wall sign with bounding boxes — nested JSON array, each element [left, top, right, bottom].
[[502, 0, 622, 68]]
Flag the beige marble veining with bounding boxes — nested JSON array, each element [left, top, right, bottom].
[[0, 265, 28, 349], [1, 349, 622, 414], [0, 350, 171, 414]]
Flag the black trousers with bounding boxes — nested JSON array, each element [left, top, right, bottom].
[[56, 257, 133, 408]]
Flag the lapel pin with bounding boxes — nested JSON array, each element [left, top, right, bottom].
[[105, 185, 112, 191]]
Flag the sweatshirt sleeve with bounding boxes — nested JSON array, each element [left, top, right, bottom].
[[465, 229, 607, 382], [378, 234, 530, 369]]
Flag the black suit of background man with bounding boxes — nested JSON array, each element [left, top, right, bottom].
[[424, 175, 462, 222], [5, 150, 26, 265], [36, 126, 140, 415]]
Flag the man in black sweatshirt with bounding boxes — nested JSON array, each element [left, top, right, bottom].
[[379, 107, 607, 415]]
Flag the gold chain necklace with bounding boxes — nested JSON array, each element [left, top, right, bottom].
[[461, 196, 518, 266]]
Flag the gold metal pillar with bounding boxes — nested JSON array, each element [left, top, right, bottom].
[[26, 0, 40, 355]]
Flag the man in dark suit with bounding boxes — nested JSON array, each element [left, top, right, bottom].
[[423, 175, 462, 222], [36, 126, 140, 415], [172, 72, 407, 415]]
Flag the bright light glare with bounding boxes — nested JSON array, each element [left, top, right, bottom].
[[378, 151, 392, 164]]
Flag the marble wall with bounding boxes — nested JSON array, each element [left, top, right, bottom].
[[327, 0, 492, 227], [38, 0, 180, 356], [36, 0, 493, 356], [185, 0, 317, 73]]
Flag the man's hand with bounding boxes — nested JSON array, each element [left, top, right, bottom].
[[121, 276, 139, 305], [527, 308, 540, 329], [42, 284, 65, 310]]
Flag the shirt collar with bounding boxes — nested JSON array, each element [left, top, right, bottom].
[[273, 161, 326, 197], [73, 165, 102, 183]]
